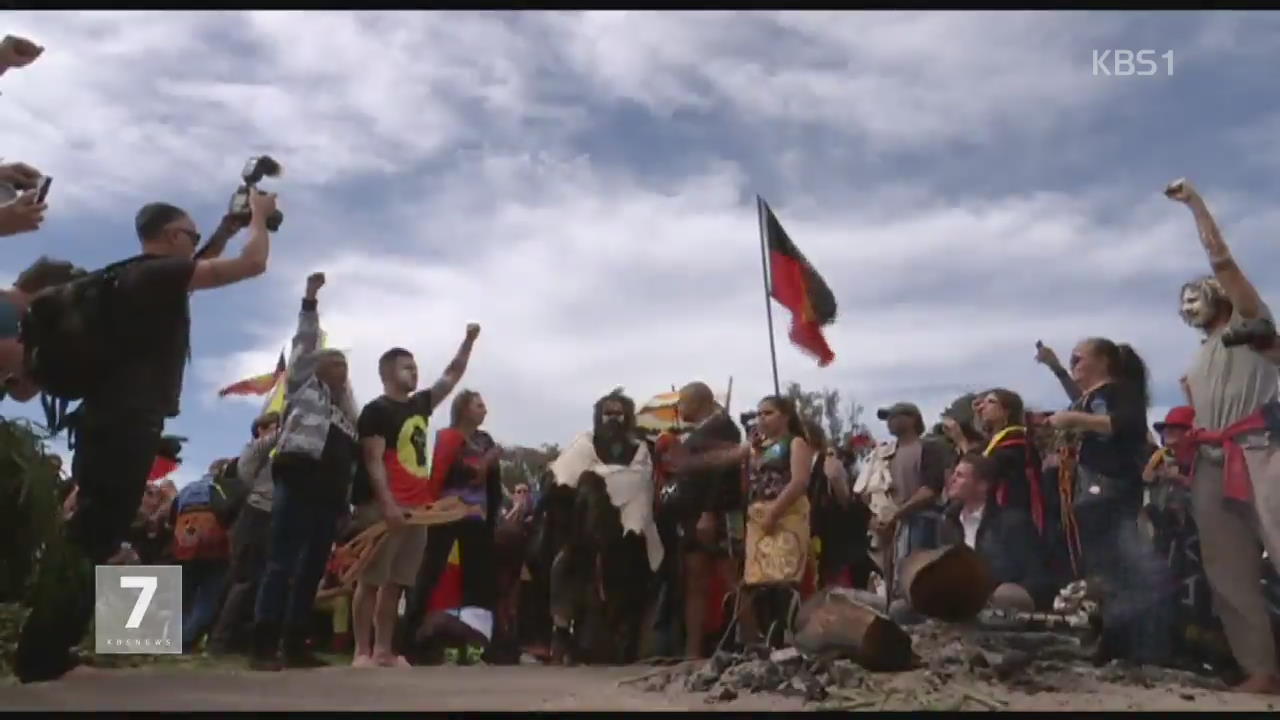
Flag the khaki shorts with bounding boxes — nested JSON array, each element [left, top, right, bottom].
[[355, 503, 429, 588]]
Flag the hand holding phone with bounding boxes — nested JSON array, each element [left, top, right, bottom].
[[35, 176, 51, 204]]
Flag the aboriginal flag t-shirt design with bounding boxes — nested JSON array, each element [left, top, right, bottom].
[[355, 391, 435, 508]]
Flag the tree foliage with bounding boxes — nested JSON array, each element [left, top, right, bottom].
[[782, 382, 872, 448], [498, 443, 560, 494], [0, 416, 75, 606]]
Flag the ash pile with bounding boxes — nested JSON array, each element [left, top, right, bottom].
[[633, 546, 1228, 710]]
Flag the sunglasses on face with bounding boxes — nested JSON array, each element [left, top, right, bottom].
[[172, 227, 201, 246]]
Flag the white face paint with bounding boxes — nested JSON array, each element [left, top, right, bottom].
[[1180, 285, 1215, 328]]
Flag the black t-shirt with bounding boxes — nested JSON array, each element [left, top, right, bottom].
[[352, 391, 436, 506], [987, 432, 1040, 516], [88, 255, 195, 418], [679, 412, 743, 514], [1075, 381, 1147, 502]]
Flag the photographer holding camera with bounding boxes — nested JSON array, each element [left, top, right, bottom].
[[12, 187, 278, 684], [1165, 178, 1280, 695]]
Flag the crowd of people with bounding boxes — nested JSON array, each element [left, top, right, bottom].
[[2, 30, 1279, 698]]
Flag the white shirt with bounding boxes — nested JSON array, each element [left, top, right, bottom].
[[960, 504, 986, 549]]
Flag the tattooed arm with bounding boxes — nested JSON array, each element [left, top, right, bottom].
[[1165, 178, 1265, 320]]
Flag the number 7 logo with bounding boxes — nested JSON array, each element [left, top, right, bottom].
[[120, 576, 157, 629]]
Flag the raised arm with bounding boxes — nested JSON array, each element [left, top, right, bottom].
[[285, 273, 325, 391], [192, 213, 249, 261], [1165, 178, 1265, 320], [1034, 341, 1082, 402], [188, 189, 275, 292], [428, 323, 481, 401]]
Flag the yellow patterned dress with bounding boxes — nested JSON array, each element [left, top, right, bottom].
[[743, 435, 810, 587]]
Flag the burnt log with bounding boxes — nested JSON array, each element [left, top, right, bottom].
[[899, 544, 996, 622], [792, 588, 914, 671]]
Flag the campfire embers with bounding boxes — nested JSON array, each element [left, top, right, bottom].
[[680, 646, 846, 704], [636, 613, 1230, 709]]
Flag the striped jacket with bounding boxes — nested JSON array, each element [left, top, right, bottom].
[[275, 298, 358, 462]]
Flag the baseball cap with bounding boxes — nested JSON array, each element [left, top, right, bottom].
[[1153, 406, 1195, 433], [877, 402, 922, 421]]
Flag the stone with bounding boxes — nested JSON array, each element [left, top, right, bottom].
[[770, 647, 802, 665], [827, 659, 869, 689], [684, 665, 721, 692], [993, 650, 1033, 680], [709, 651, 739, 674], [967, 650, 991, 670], [705, 684, 738, 703]]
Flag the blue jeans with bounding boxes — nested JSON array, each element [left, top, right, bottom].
[[183, 561, 229, 649], [893, 510, 942, 586], [253, 477, 344, 633]]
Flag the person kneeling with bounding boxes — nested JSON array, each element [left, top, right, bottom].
[[941, 453, 1057, 612]]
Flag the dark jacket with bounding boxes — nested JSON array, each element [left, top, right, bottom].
[[940, 501, 1057, 611]]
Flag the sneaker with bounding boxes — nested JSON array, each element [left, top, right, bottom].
[[443, 647, 460, 666], [464, 644, 486, 666]]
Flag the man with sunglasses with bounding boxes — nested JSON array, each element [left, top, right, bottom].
[[13, 188, 278, 684]]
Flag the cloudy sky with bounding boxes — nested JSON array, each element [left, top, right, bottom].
[[4, 10, 1280, 485]]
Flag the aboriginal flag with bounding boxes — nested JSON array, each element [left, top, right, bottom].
[[760, 198, 837, 366], [426, 539, 464, 613], [218, 351, 286, 397]]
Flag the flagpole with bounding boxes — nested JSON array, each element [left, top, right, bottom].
[[756, 195, 782, 397]]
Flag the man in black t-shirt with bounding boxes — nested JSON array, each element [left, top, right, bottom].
[[14, 189, 278, 684], [670, 381, 741, 659], [352, 335, 478, 668]]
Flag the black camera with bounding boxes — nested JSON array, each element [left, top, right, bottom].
[[228, 155, 283, 232], [1221, 316, 1278, 350]]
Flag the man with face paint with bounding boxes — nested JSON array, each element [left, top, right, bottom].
[[546, 389, 662, 663], [1167, 178, 1280, 695]]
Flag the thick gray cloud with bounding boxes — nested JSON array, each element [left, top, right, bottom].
[[5, 10, 1279, 483]]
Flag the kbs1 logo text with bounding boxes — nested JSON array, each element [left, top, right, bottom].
[[1092, 50, 1174, 77]]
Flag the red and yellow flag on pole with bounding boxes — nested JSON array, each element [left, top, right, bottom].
[[218, 350, 286, 398]]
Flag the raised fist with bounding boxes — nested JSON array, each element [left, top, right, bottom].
[[1164, 178, 1198, 204], [0, 35, 43, 72], [306, 272, 326, 296], [248, 187, 278, 224], [1034, 340, 1060, 367], [465, 323, 481, 341]]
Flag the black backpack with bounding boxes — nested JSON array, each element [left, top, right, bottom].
[[19, 255, 145, 431]]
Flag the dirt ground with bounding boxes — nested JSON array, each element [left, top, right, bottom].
[[0, 660, 1276, 712]]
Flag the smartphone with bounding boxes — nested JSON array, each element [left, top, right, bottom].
[[35, 176, 51, 203]]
